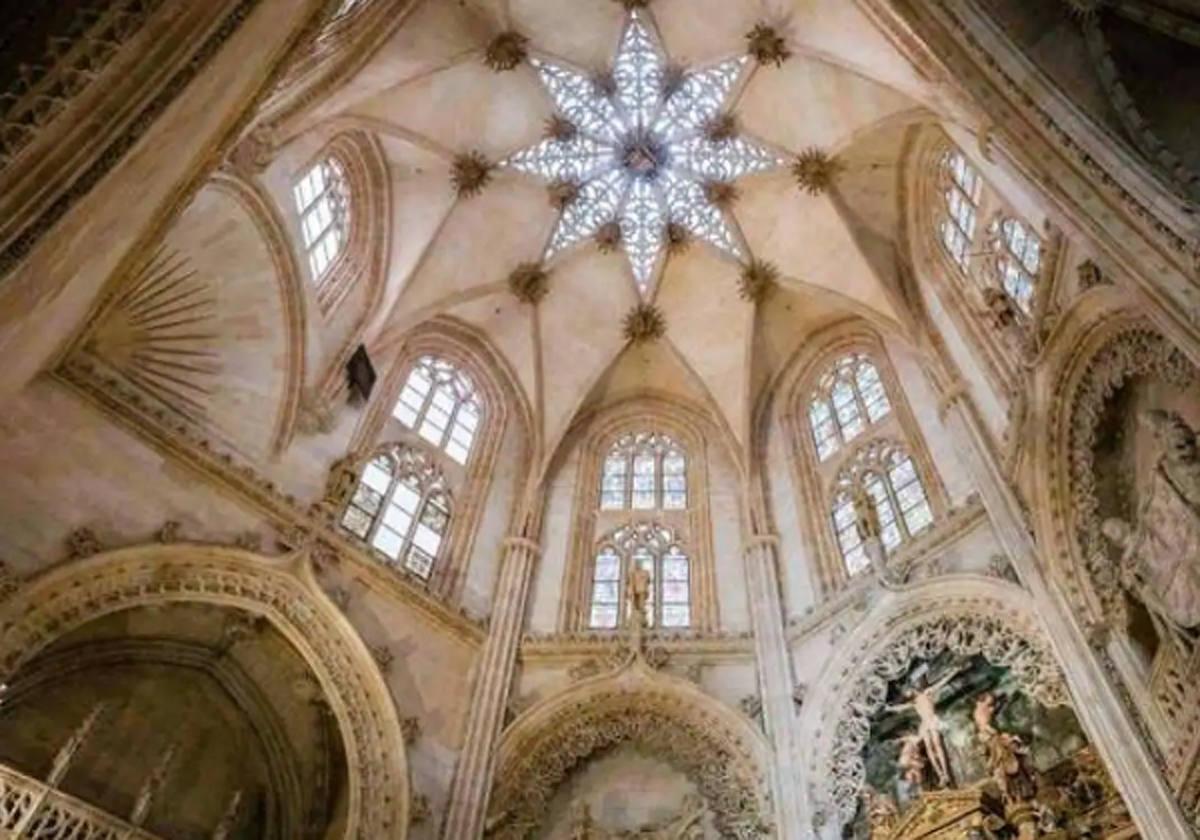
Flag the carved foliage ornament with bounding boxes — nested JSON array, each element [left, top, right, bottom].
[[1067, 326, 1196, 614], [825, 611, 1068, 826], [487, 691, 770, 839]]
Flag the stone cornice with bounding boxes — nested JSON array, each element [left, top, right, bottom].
[[52, 363, 486, 648], [519, 631, 755, 664]]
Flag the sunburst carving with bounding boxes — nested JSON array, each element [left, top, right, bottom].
[[83, 247, 219, 421]]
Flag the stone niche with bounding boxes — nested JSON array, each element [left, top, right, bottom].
[[0, 602, 348, 840], [538, 744, 715, 839]]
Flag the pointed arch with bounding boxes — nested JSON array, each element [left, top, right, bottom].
[[0, 543, 409, 840]]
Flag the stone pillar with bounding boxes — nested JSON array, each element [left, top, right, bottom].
[[939, 393, 1193, 838], [743, 535, 804, 840], [441, 535, 540, 839]]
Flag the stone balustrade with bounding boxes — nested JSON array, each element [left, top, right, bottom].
[[0, 762, 163, 840]]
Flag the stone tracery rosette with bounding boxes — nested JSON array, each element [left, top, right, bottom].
[[815, 601, 1068, 827], [486, 664, 772, 839]]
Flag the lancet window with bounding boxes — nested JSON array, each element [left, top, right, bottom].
[[830, 441, 932, 576], [340, 445, 451, 579], [989, 217, 1042, 315], [588, 523, 690, 630], [939, 150, 981, 270], [807, 354, 891, 462], [599, 432, 688, 511], [392, 355, 482, 465], [293, 156, 351, 281]]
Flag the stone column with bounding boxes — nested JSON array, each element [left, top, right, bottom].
[[743, 535, 804, 840], [939, 392, 1193, 839], [441, 535, 540, 839]]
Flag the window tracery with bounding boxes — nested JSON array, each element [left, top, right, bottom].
[[599, 431, 688, 511], [340, 445, 451, 579], [830, 441, 933, 576], [988, 217, 1041, 315], [392, 355, 482, 465], [293, 156, 351, 281], [587, 523, 690, 630], [807, 354, 891, 462], [938, 150, 981, 270]]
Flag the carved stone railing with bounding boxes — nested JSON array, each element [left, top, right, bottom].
[[0, 762, 164, 840], [1149, 643, 1200, 785]]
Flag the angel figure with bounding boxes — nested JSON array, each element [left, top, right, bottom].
[[887, 670, 958, 787], [896, 732, 928, 788]]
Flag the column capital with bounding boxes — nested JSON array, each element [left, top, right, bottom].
[[741, 534, 779, 556], [502, 536, 542, 556]]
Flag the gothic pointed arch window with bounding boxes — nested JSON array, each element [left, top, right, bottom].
[[599, 432, 688, 511], [293, 156, 351, 281], [340, 445, 452, 579], [829, 440, 933, 576], [588, 523, 691, 630], [988, 217, 1042, 315], [807, 353, 891, 462], [392, 355, 482, 465], [939, 150, 981, 270]]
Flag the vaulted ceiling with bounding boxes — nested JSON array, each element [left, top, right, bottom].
[[288, 0, 949, 473]]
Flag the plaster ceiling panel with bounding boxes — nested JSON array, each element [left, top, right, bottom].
[[650, 0, 767, 64], [372, 135, 460, 330], [305, 0, 502, 123], [789, 0, 930, 99], [738, 56, 917, 156], [444, 292, 538, 434], [751, 289, 846, 400], [509, 0, 626, 70], [391, 173, 555, 318], [350, 61, 547, 160], [585, 334, 716, 413], [537, 248, 639, 466], [738, 170, 899, 324], [656, 247, 754, 450]]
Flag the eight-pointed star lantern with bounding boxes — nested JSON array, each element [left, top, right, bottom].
[[502, 10, 785, 298]]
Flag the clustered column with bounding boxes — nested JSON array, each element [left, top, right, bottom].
[[441, 535, 541, 839], [742, 534, 805, 840]]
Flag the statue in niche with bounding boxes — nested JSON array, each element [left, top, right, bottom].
[[626, 564, 652, 629], [1102, 409, 1200, 652], [886, 671, 958, 787]]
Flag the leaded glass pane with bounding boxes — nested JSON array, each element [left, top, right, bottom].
[[341, 505, 372, 539]]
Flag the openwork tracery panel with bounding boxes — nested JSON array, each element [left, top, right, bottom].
[[501, 10, 784, 297]]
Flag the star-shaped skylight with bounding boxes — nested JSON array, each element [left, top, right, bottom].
[[502, 11, 785, 298]]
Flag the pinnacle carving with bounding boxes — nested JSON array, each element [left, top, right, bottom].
[[746, 23, 791, 67], [451, 151, 493, 198], [623, 303, 666, 343], [484, 31, 529, 72], [792, 147, 843, 196]]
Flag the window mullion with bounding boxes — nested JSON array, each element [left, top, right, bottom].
[[367, 472, 399, 548]]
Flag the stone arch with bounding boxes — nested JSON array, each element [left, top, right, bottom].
[[766, 318, 949, 596], [797, 575, 1068, 830], [0, 543, 409, 840], [486, 660, 773, 839], [554, 394, 726, 633], [1032, 299, 1198, 624]]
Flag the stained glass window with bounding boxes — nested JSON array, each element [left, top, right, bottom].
[[990, 218, 1041, 315], [939, 150, 981, 270], [808, 354, 892, 462], [830, 441, 932, 576], [293, 157, 351, 280], [340, 446, 451, 579], [598, 432, 687, 511], [588, 523, 690, 629], [502, 11, 784, 296], [393, 356, 482, 465]]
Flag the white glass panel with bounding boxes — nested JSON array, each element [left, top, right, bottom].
[[372, 527, 404, 559]]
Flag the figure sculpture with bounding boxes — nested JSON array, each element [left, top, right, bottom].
[[984, 731, 1037, 804], [887, 671, 958, 787], [626, 563, 652, 628], [1101, 410, 1200, 652], [896, 732, 928, 788]]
